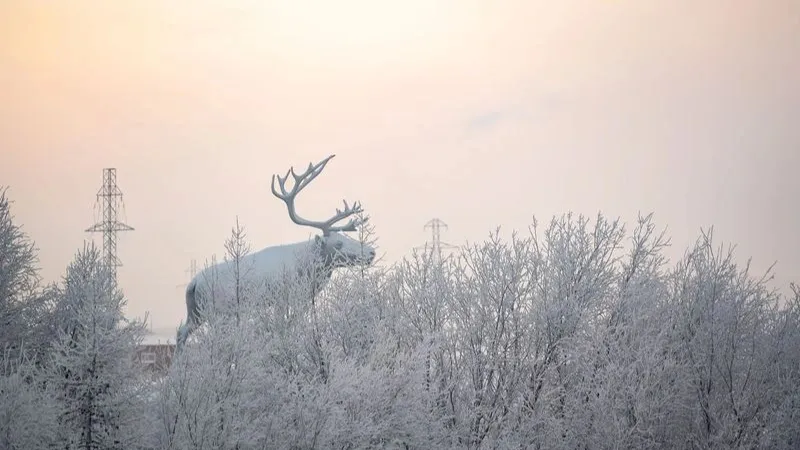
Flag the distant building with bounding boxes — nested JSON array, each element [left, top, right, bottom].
[[135, 332, 175, 379]]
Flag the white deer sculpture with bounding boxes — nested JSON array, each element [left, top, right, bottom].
[[176, 154, 376, 349]]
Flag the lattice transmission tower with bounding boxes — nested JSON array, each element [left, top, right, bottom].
[[415, 218, 457, 264], [85, 168, 134, 284]]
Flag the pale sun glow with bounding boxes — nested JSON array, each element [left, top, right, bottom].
[[262, 0, 473, 66]]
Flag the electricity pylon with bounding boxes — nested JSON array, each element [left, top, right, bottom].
[[85, 168, 134, 284]]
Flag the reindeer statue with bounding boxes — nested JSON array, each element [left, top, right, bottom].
[[176, 155, 376, 349]]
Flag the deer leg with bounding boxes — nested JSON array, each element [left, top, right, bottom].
[[176, 280, 201, 350]]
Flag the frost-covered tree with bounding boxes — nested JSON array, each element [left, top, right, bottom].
[[666, 229, 789, 448], [0, 186, 49, 358], [320, 337, 448, 449], [156, 306, 267, 449], [440, 215, 628, 448], [313, 217, 457, 448], [318, 211, 388, 362], [760, 282, 800, 448], [222, 216, 252, 325], [557, 214, 679, 449], [0, 349, 58, 449], [157, 219, 314, 449], [44, 242, 149, 450]]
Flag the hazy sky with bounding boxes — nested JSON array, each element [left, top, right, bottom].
[[2, 0, 799, 334]]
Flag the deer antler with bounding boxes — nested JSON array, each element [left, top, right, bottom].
[[271, 154, 366, 236]]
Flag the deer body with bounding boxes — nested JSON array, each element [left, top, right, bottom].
[[176, 155, 375, 349]]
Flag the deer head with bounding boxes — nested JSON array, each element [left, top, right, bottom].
[[271, 154, 376, 267]]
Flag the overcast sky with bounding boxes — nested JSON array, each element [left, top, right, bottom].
[[2, 0, 798, 334]]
